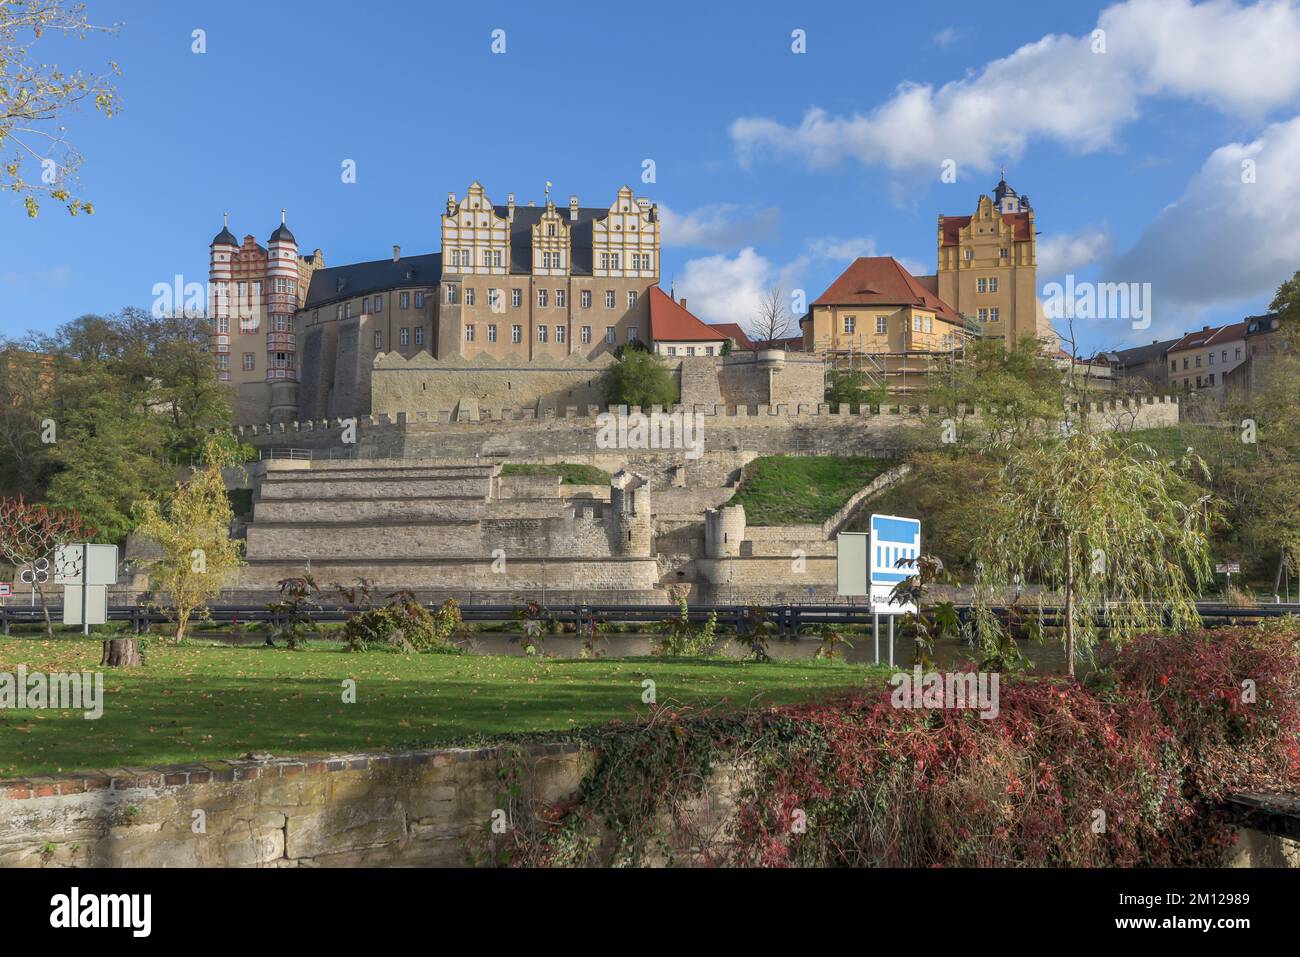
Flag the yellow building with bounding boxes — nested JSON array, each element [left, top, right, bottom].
[[937, 174, 1053, 348]]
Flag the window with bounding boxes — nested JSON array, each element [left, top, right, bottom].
[[581, 290, 592, 308], [242, 353, 255, 371], [1195, 355, 1202, 367], [706, 346, 715, 356], [465, 288, 475, 306], [988, 309, 999, 323], [485, 249, 501, 268], [414, 292, 425, 308], [628, 327, 638, 342], [556, 289, 567, 308], [1171, 360, 1177, 371], [1208, 352, 1215, 365], [610, 253, 620, 270], [605, 326, 615, 344], [537, 325, 548, 343], [1222, 350, 1228, 362], [605, 290, 615, 308], [487, 324, 497, 342], [217, 353, 229, 370], [978, 308, 989, 322], [400, 327, 410, 346], [876, 316, 887, 335], [400, 291, 410, 309], [488, 289, 500, 310], [374, 331, 382, 349], [217, 316, 229, 334], [465, 324, 475, 342], [538, 289, 548, 307], [547, 223, 556, 237], [555, 325, 565, 343], [581, 325, 591, 344], [345, 303, 352, 319], [362, 296, 370, 313], [414, 327, 425, 345], [977, 278, 987, 293], [667, 346, 677, 356], [512, 325, 522, 343], [627, 291, 638, 309], [1209, 373, 1215, 385], [512, 288, 522, 308], [374, 294, 383, 313], [843, 316, 856, 334], [964, 249, 973, 261], [1000, 248, 1009, 259], [336, 305, 343, 321], [1183, 358, 1189, 370], [686, 347, 696, 356], [913, 315, 922, 332], [989, 278, 999, 292], [446, 285, 458, 304]]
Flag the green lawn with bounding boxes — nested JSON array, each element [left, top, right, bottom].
[[500, 463, 612, 485], [0, 637, 882, 778], [730, 455, 893, 525]]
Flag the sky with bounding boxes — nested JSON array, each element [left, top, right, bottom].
[[4, 0, 1300, 355]]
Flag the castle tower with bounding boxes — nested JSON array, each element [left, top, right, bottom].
[[704, 505, 746, 558], [266, 209, 300, 421], [937, 172, 1052, 349], [609, 470, 652, 557], [208, 213, 238, 383]]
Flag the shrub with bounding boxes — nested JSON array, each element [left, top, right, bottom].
[[341, 592, 460, 651], [510, 622, 1300, 867]]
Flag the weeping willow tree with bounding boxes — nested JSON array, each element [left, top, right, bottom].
[[973, 430, 1215, 676]]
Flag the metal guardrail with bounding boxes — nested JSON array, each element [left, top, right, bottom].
[[1, 600, 1295, 637]]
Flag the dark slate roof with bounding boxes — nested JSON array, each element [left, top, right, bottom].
[[302, 253, 442, 310], [493, 204, 617, 276], [1105, 337, 1179, 368], [269, 222, 296, 245], [210, 226, 238, 246]]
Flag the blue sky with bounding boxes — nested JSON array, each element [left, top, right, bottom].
[[4, 0, 1300, 354]]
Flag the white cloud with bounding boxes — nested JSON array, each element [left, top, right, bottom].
[[1037, 228, 1111, 276], [657, 203, 780, 249], [678, 236, 923, 329], [933, 27, 959, 49], [1105, 114, 1300, 323], [731, 0, 1300, 175]]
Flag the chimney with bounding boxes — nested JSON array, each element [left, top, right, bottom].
[[507, 192, 515, 221], [1203, 325, 1211, 331], [392, 245, 401, 263], [569, 195, 580, 221], [680, 298, 687, 310]]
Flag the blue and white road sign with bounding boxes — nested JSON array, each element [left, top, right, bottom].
[[869, 514, 921, 613]]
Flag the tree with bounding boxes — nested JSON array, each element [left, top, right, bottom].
[[972, 431, 1214, 676], [0, 495, 92, 637], [604, 348, 678, 409], [1, 0, 121, 217], [825, 367, 886, 413], [0, 344, 55, 497], [748, 285, 791, 348], [134, 437, 244, 642], [929, 336, 1064, 449]]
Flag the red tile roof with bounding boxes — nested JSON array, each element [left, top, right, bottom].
[[647, 286, 727, 343], [811, 256, 963, 325], [939, 212, 1032, 247], [708, 322, 754, 350], [1167, 321, 1250, 354]]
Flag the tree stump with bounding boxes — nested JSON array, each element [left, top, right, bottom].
[[101, 638, 143, 668]]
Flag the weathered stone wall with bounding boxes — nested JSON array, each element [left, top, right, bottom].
[[4, 743, 1284, 867]]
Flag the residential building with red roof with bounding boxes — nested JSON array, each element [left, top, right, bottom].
[[800, 255, 967, 354], [1167, 320, 1250, 394], [646, 286, 727, 357], [707, 322, 754, 352]]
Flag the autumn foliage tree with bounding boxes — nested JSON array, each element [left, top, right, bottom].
[[0, 495, 91, 636], [134, 437, 244, 642]]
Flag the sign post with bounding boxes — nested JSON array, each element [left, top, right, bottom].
[[1216, 561, 1242, 597], [837, 515, 922, 665], [55, 543, 118, 633]]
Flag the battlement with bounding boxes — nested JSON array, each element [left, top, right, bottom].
[[234, 394, 1179, 437]]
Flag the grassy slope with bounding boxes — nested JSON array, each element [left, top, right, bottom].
[[500, 463, 612, 485], [729, 456, 893, 526], [0, 638, 881, 778]]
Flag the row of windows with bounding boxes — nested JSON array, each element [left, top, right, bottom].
[[961, 248, 1010, 262], [976, 277, 1000, 293], [449, 248, 504, 268], [663, 345, 716, 356], [977, 308, 1001, 323], [462, 325, 635, 345], [443, 248, 655, 272], [1172, 347, 1242, 371], [329, 291, 426, 322], [373, 327, 426, 349], [1182, 374, 1216, 388], [840, 315, 935, 335], [445, 286, 636, 310]]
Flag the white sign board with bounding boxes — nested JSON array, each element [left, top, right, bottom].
[[62, 585, 108, 626], [1216, 562, 1241, 575], [835, 532, 868, 596], [54, 544, 119, 586], [0, 583, 11, 598], [870, 514, 921, 615]]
